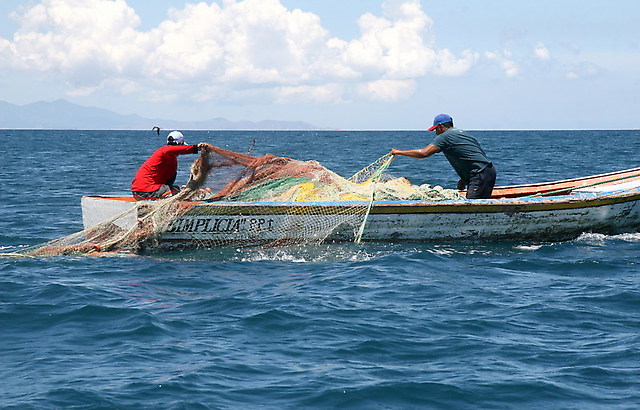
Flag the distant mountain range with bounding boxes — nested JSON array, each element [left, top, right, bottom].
[[0, 99, 321, 130]]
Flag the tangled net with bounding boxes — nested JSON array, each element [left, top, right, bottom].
[[6, 144, 463, 257]]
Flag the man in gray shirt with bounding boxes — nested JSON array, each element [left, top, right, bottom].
[[391, 114, 496, 199]]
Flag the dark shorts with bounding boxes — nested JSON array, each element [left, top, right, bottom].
[[132, 185, 180, 201], [467, 164, 496, 199]]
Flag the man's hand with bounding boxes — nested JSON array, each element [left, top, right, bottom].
[[389, 145, 440, 159]]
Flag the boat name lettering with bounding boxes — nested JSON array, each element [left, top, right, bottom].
[[168, 217, 275, 233]]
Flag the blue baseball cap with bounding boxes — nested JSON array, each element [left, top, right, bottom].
[[427, 113, 453, 131]]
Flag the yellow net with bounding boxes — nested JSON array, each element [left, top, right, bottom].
[[6, 144, 463, 257]]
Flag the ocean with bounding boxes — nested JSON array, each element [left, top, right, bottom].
[[1, 129, 639, 409]]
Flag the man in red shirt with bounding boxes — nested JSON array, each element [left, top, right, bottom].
[[131, 131, 202, 200]]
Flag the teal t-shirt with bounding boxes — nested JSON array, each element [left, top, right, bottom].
[[431, 128, 491, 182]]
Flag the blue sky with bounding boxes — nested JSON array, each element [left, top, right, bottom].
[[0, 0, 638, 130]]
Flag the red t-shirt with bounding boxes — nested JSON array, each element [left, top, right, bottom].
[[131, 145, 197, 192]]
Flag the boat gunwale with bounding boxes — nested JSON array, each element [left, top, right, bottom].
[[82, 189, 640, 214], [490, 165, 640, 195]]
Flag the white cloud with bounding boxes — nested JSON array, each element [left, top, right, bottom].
[[358, 79, 416, 101], [433, 49, 479, 76], [343, 0, 436, 79], [534, 41, 551, 60], [484, 50, 520, 78], [275, 84, 346, 104], [0, 0, 486, 103], [501, 60, 520, 78], [7, 0, 146, 83]]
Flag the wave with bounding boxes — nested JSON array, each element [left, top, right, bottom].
[[575, 232, 640, 244]]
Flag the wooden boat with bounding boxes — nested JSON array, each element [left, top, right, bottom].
[[82, 167, 640, 248]]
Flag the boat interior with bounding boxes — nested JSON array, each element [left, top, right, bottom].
[[489, 167, 640, 198], [87, 167, 640, 203]]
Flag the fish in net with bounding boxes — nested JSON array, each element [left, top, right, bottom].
[[5, 144, 463, 257]]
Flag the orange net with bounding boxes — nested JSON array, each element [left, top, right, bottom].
[[8, 144, 462, 257]]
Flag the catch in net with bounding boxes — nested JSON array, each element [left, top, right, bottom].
[[9, 144, 463, 257]]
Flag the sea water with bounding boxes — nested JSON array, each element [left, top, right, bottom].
[[1, 129, 639, 409]]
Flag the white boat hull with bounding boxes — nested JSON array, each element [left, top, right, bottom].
[[81, 181, 640, 248]]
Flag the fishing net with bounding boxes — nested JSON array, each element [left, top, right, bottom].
[[8, 144, 463, 257]]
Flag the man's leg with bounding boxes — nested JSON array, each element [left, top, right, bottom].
[[466, 165, 496, 199]]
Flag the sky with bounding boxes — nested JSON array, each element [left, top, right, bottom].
[[0, 0, 639, 130]]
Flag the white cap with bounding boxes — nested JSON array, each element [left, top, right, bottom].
[[167, 131, 185, 145]]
